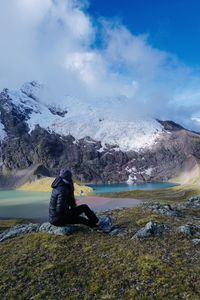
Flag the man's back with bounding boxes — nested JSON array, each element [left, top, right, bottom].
[[49, 177, 70, 223]]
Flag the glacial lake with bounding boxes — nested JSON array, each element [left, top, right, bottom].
[[89, 182, 177, 194], [0, 182, 177, 220]]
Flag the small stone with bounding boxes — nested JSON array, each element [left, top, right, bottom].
[[176, 225, 193, 235], [185, 196, 200, 208], [192, 238, 200, 245], [109, 228, 121, 236], [132, 227, 152, 239]]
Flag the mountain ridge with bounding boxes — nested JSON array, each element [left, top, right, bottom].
[[1, 82, 200, 186], [0, 82, 165, 151]]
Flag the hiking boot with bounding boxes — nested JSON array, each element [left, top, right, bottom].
[[98, 216, 113, 233]]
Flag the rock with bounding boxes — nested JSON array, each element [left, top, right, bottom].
[[143, 202, 181, 217], [0, 222, 80, 243], [194, 224, 200, 230], [176, 225, 193, 235], [0, 223, 40, 242], [109, 228, 126, 237], [185, 196, 200, 209], [39, 222, 79, 235], [109, 228, 121, 236], [131, 221, 171, 239], [192, 239, 200, 245]]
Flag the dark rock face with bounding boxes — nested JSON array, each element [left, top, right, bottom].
[[1, 88, 200, 186], [0, 89, 30, 137], [2, 135, 33, 170], [157, 119, 185, 131], [48, 105, 68, 117]]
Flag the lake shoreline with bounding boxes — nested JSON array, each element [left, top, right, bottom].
[[0, 182, 186, 220], [0, 191, 143, 220]]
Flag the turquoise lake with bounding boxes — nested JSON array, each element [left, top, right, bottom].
[[0, 182, 177, 219], [89, 182, 177, 194]]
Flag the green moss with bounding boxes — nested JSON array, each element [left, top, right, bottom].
[[1, 206, 200, 299], [137, 254, 165, 278]]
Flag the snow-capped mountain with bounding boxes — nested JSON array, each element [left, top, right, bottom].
[[1, 81, 200, 187], [0, 81, 165, 151]]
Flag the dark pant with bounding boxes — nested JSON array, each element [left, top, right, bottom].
[[51, 204, 99, 228]]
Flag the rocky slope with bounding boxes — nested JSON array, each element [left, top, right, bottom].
[[1, 82, 200, 187]]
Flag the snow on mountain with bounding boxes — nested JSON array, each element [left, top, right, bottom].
[[50, 116, 164, 151], [0, 101, 6, 141], [21, 81, 44, 102], [3, 82, 165, 151], [0, 119, 6, 141]]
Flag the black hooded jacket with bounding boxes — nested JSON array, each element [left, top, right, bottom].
[[49, 176, 76, 223]]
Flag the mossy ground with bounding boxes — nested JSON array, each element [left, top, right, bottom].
[[1, 205, 200, 300]]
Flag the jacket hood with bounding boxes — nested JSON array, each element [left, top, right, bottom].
[[59, 169, 72, 181], [51, 177, 65, 188]]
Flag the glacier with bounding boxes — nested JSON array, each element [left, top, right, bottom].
[[0, 81, 165, 151]]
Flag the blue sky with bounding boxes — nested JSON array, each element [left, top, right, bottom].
[[89, 0, 200, 68]]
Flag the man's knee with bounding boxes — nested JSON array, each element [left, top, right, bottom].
[[79, 204, 89, 210]]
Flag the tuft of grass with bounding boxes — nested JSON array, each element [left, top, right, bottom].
[[136, 214, 164, 226]]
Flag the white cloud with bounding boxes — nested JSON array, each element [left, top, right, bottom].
[[64, 51, 105, 84], [0, 0, 200, 129]]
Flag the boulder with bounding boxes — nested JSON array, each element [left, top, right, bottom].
[[192, 239, 200, 245], [185, 196, 200, 209], [131, 221, 171, 239], [176, 225, 193, 235], [0, 222, 80, 242], [0, 223, 40, 242], [39, 222, 79, 235]]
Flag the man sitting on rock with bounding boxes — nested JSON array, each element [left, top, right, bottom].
[[49, 169, 112, 233]]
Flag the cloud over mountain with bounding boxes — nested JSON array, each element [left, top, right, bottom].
[[0, 0, 200, 129]]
